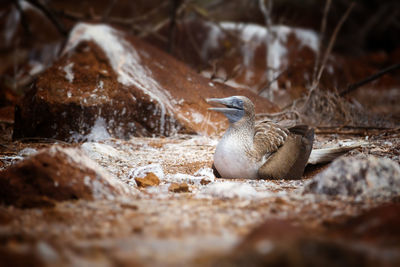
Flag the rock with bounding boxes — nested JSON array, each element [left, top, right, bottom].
[[333, 203, 400, 246], [216, 215, 400, 266], [203, 182, 260, 199], [150, 20, 341, 106], [217, 219, 367, 267], [13, 23, 278, 141], [18, 148, 38, 157], [130, 164, 165, 182], [164, 168, 215, 185], [200, 178, 211, 185], [0, 146, 132, 208], [169, 183, 190, 193], [303, 155, 400, 198], [134, 172, 160, 188], [0, 244, 45, 267]]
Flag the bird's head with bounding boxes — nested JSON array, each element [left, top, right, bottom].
[[206, 96, 255, 124]]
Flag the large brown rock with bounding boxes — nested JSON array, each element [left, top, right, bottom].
[[13, 23, 278, 141], [0, 146, 132, 208], [217, 212, 400, 267], [150, 20, 335, 105], [333, 203, 400, 247], [217, 219, 366, 267]]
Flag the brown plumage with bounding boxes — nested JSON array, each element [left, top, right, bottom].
[[256, 123, 314, 179]]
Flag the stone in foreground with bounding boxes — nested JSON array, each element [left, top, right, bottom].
[[169, 183, 190, 193], [0, 146, 132, 208], [303, 155, 400, 198], [134, 172, 160, 188], [216, 204, 400, 266]]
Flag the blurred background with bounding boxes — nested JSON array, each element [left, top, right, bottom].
[[1, 0, 399, 104]]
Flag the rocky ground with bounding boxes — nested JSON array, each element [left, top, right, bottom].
[[0, 129, 399, 266]]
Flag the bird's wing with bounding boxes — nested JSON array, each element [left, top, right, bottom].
[[253, 121, 289, 157]]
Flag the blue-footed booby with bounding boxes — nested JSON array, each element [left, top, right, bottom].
[[207, 96, 356, 180]]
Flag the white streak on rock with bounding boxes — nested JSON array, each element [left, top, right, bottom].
[[63, 62, 74, 83], [65, 23, 173, 134], [202, 22, 319, 95], [86, 117, 111, 142], [69, 117, 111, 142]]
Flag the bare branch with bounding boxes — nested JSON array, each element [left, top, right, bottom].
[[102, 0, 117, 22], [257, 67, 289, 96], [54, 1, 170, 26], [168, 0, 182, 53], [26, 0, 67, 36], [13, 0, 32, 36], [340, 63, 400, 96], [311, 2, 355, 91], [258, 0, 273, 28], [312, 0, 331, 83]]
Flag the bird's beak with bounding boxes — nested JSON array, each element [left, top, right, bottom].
[[206, 97, 238, 113], [207, 96, 245, 123]]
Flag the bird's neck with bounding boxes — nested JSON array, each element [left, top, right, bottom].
[[225, 115, 255, 145]]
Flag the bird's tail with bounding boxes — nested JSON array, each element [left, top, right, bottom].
[[307, 143, 364, 165]]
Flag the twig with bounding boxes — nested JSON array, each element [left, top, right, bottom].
[[26, 0, 67, 36], [0, 143, 10, 149], [259, 0, 277, 99], [137, 17, 171, 38], [316, 125, 398, 130], [211, 64, 245, 84], [258, 0, 273, 28], [256, 109, 301, 120], [102, 0, 117, 22], [16, 137, 69, 144], [54, 6, 170, 42], [258, 66, 289, 95], [189, 4, 264, 81], [168, 0, 181, 53], [340, 63, 400, 96], [54, 1, 171, 27], [312, 0, 331, 83], [225, 64, 244, 82], [182, 19, 206, 68], [134, 2, 187, 40], [315, 126, 400, 135], [311, 2, 355, 91], [183, 7, 245, 73], [209, 60, 218, 80], [357, 4, 389, 49], [13, 0, 32, 36], [190, 5, 244, 43]]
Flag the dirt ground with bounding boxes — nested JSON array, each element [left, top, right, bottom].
[[0, 126, 399, 266]]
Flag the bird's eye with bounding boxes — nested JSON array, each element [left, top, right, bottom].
[[233, 99, 243, 109]]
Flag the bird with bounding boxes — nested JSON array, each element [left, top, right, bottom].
[[207, 96, 357, 180]]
